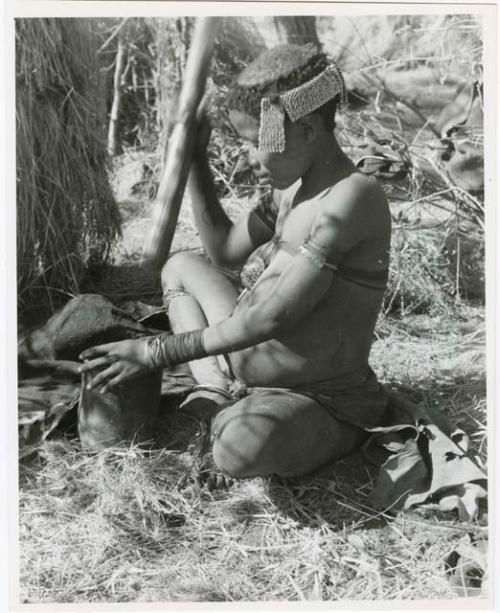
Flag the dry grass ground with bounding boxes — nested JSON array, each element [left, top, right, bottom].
[[18, 435, 486, 602]]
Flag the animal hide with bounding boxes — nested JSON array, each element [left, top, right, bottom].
[[18, 294, 195, 455]]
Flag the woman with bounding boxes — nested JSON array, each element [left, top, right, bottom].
[[80, 44, 391, 479]]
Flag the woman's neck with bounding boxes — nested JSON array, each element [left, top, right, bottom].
[[299, 133, 356, 201]]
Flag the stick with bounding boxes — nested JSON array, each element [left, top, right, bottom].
[[107, 34, 126, 157], [142, 17, 221, 270], [97, 18, 129, 55]]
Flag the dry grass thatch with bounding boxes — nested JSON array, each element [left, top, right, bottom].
[[16, 19, 121, 317]]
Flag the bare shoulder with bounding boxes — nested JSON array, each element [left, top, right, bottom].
[[320, 172, 390, 236], [323, 172, 388, 217]]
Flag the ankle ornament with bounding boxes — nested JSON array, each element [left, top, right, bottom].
[[192, 384, 234, 401], [163, 288, 190, 316]]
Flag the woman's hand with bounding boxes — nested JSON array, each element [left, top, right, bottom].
[[192, 110, 212, 160], [166, 93, 211, 161], [78, 338, 155, 393]]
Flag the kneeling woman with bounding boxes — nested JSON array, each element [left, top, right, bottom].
[[80, 44, 391, 479]]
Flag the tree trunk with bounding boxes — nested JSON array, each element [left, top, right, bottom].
[[107, 35, 126, 157], [273, 16, 320, 47]]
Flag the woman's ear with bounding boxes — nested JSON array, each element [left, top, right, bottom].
[[299, 115, 321, 144]]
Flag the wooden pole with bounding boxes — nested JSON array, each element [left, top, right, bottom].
[[142, 17, 221, 270], [273, 16, 320, 46], [107, 34, 126, 157]]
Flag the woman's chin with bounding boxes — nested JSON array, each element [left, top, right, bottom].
[[272, 179, 294, 190]]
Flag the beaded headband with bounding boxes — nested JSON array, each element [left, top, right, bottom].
[[258, 62, 347, 153]]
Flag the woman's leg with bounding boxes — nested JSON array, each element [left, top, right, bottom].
[[161, 251, 240, 391], [211, 390, 367, 478]]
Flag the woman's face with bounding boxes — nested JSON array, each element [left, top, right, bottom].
[[229, 109, 312, 190]]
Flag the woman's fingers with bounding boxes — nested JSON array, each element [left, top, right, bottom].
[[79, 356, 114, 373], [101, 374, 124, 394], [78, 339, 149, 392], [79, 343, 115, 361], [87, 363, 121, 390]]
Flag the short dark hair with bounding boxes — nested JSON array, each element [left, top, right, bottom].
[[226, 44, 339, 132]]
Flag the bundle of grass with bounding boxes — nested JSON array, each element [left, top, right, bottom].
[[16, 18, 121, 319]]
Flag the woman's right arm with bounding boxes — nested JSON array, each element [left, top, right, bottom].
[[187, 112, 274, 266], [188, 153, 273, 267]]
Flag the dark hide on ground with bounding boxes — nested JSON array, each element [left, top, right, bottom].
[[18, 294, 194, 455], [18, 294, 149, 362]]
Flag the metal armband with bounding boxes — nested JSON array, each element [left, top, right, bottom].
[[146, 335, 169, 370], [298, 237, 338, 271]]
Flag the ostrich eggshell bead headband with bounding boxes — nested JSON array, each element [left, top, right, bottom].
[[258, 62, 348, 153]]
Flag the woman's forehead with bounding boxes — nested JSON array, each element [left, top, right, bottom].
[[228, 110, 260, 141]]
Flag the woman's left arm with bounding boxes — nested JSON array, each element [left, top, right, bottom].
[[80, 183, 368, 391], [79, 256, 332, 392]]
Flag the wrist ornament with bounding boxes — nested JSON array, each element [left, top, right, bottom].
[[147, 330, 207, 369]]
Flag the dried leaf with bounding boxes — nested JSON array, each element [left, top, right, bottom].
[[445, 534, 488, 597]]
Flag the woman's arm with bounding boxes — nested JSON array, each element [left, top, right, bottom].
[[188, 155, 271, 266], [79, 183, 368, 390], [202, 253, 332, 353], [79, 253, 333, 392], [187, 116, 273, 266]]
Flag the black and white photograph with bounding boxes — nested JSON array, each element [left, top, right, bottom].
[[4, 3, 496, 609]]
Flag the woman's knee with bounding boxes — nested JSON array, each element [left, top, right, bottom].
[[210, 394, 367, 479], [211, 407, 295, 478], [161, 251, 203, 290], [211, 432, 254, 479], [211, 410, 275, 478]]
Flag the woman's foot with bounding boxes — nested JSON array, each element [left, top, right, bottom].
[[179, 385, 234, 423]]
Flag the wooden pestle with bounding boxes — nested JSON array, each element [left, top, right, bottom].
[[142, 17, 221, 269]]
